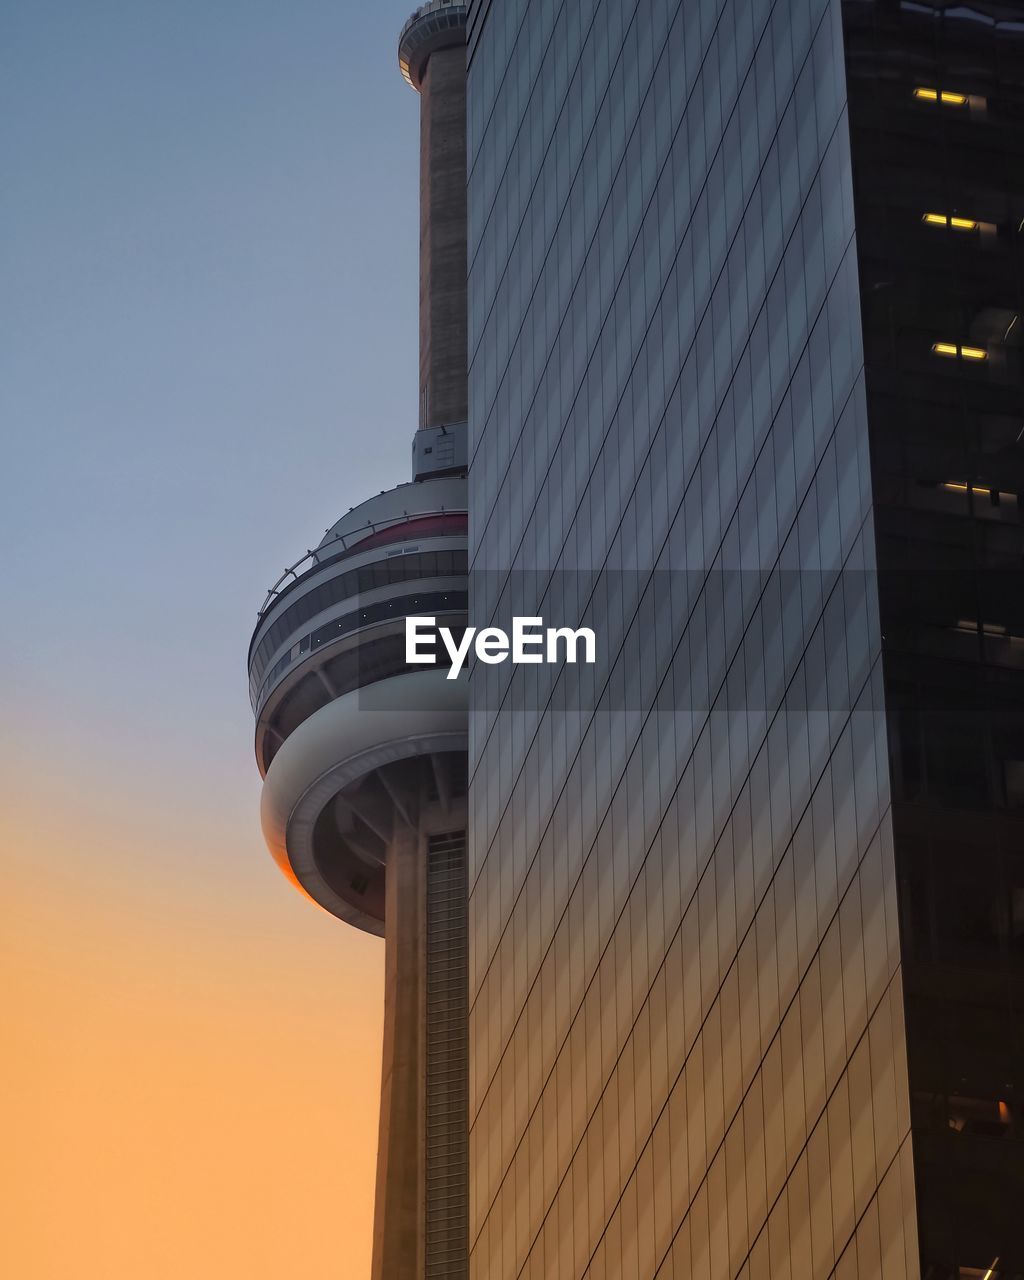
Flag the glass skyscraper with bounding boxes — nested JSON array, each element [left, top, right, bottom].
[[464, 1, 1022, 1277]]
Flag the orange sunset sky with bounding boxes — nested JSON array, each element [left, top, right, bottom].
[[2, 743, 384, 1278]]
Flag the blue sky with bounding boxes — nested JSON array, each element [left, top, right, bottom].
[[1, 0, 422, 823]]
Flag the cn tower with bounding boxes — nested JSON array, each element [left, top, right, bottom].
[[246, 4, 469, 1277]]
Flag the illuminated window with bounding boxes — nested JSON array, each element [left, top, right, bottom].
[[947, 1095, 1013, 1137], [914, 86, 969, 106], [923, 213, 980, 231], [955, 619, 1009, 637], [932, 342, 988, 361], [940, 482, 1017, 502]]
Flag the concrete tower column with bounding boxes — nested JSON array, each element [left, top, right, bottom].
[[372, 824, 426, 1280], [417, 41, 468, 430], [369, 797, 469, 1280], [400, 1, 469, 435]]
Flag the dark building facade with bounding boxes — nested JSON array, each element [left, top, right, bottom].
[[465, 0, 1022, 1277], [842, 1, 1024, 1272]]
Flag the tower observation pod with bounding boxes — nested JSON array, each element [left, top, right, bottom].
[[247, 5, 469, 1278]]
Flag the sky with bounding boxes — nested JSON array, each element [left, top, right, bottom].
[[0, 1, 424, 1274]]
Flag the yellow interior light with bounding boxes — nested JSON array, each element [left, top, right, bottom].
[[923, 214, 979, 231], [943, 482, 1004, 499], [914, 87, 969, 106], [934, 343, 988, 361]]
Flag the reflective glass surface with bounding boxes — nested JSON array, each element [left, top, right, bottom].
[[466, 0, 920, 1274]]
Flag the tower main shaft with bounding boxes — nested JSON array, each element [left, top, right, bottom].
[[417, 39, 468, 431]]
